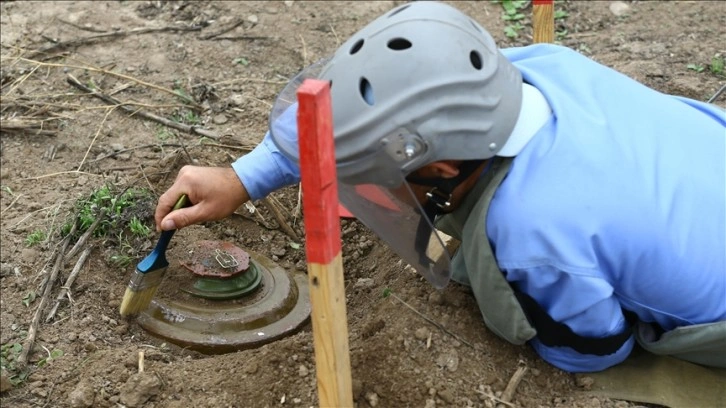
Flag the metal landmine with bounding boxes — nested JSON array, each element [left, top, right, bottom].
[[137, 240, 311, 354]]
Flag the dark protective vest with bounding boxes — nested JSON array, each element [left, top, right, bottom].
[[436, 158, 633, 356], [435, 157, 726, 364]]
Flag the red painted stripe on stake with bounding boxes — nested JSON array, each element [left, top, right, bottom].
[[297, 79, 342, 264], [532, 0, 553, 5]]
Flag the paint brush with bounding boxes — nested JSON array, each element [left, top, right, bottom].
[[119, 195, 188, 317]]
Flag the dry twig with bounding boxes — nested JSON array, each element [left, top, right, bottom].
[[475, 390, 519, 408], [210, 35, 271, 42], [18, 230, 74, 368], [77, 106, 116, 171], [199, 17, 245, 40], [0, 118, 57, 136], [46, 246, 93, 322], [64, 208, 106, 262], [66, 74, 221, 140], [501, 365, 528, 404], [26, 24, 203, 59], [262, 197, 300, 241], [13, 57, 199, 107], [55, 17, 107, 33], [390, 293, 473, 348], [138, 351, 145, 373]]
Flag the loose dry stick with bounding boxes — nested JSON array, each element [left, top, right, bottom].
[[26, 24, 203, 59], [12, 57, 198, 106], [501, 365, 528, 404], [64, 208, 106, 263], [261, 197, 300, 241], [46, 246, 93, 322], [65, 74, 221, 140], [18, 231, 74, 368], [390, 293, 473, 348]]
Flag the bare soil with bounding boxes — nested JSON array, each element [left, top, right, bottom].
[[1, 1, 724, 408]]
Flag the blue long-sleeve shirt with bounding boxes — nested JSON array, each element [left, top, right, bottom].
[[232, 44, 726, 372]]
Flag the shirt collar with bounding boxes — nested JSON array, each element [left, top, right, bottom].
[[497, 83, 552, 157]]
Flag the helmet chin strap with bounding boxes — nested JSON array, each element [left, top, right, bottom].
[[406, 159, 490, 221], [405, 159, 492, 269]]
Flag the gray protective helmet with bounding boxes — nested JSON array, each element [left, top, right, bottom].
[[271, 1, 523, 188], [269, 1, 522, 288]]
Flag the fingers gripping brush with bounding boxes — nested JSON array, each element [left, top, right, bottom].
[[119, 195, 188, 317]]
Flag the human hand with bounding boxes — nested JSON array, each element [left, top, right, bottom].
[[154, 165, 250, 231]]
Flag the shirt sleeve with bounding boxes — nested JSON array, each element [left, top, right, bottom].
[[231, 131, 301, 201], [503, 264, 634, 372]]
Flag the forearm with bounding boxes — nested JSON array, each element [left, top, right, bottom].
[[232, 131, 301, 201]]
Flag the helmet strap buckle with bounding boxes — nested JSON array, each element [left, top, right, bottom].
[[426, 188, 452, 210]]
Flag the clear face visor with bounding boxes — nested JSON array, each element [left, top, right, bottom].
[[338, 179, 452, 288], [269, 59, 453, 288]]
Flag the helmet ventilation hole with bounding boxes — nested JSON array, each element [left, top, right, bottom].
[[359, 78, 375, 106], [350, 39, 364, 55], [470, 50, 482, 70], [387, 38, 412, 50], [388, 4, 410, 17]]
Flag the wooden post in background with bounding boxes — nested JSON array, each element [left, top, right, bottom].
[[297, 79, 353, 408], [533, 0, 554, 43]]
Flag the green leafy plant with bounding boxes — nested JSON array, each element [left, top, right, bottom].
[[687, 63, 706, 73], [172, 109, 200, 125], [129, 216, 151, 237], [504, 22, 525, 39], [110, 253, 134, 268], [155, 125, 175, 141], [36, 348, 64, 368], [64, 185, 153, 239], [22, 291, 36, 307], [25, 230, 46, 247], [554, 10, 569, 20], [233, 57, 250, 66], [496, 0, 528, 39], [382, 288, 392, 298], [501, 0, 527, 20], [109, 233, 136, 267], [172, 79, 195, 105], [1, 342, 29, 386], [710, 54, 724, 75]]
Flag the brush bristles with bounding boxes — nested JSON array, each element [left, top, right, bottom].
[[119, 285, 160, 317]]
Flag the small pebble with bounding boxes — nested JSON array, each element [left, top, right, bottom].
[[428, 291, 444, 305], [437, 389, 454, 404], [213, 114, 228, 125], [354, 278, 374, 289], [364, 392, 379, 407], [609, 1, 630, 17], [576, 376, 594, 390], [414, 327, 430, 340], [244, 362, 258, 374]]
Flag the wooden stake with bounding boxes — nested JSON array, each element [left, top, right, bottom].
[[532, 0, 555, 44], [296, 79, 353, 408]]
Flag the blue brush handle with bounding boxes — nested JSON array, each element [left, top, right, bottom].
[[136, 229, 175, 273], [136, 195, 188, 274]]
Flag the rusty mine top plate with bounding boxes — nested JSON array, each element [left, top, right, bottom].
[[136, 244, 310, 354], [180, 240, 250, 278]]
